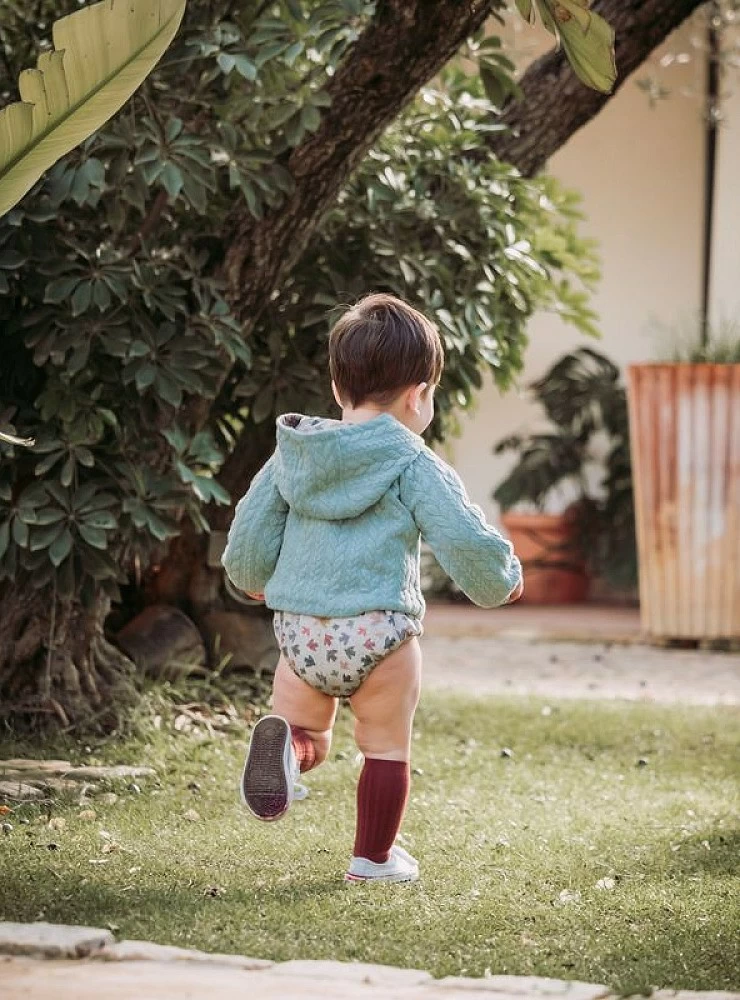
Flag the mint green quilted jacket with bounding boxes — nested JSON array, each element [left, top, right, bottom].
[[222, 413, 521, 619]]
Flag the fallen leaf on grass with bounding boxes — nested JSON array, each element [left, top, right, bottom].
[[595, 877, 616, 890], [554, 889, 581, 906]]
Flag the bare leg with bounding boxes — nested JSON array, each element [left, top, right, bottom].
[[271, 655, 338, 770], [349, 638, 422, 761]]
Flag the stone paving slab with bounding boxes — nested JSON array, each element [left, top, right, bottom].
[[1, 925, 739, 1000], [0, 921, 113, 958]]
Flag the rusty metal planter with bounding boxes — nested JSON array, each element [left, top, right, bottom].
[[627, 363, 740, 639]]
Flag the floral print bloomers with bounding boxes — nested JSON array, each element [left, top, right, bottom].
[[273, 610, 423, 697]]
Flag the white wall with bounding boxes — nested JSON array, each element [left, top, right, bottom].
[[449, 27, 707, 519], [709, 67, 740, 325]]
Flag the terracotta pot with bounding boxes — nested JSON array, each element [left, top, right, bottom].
[[627, 363, 740, 639], [500, 511, 590, 605]]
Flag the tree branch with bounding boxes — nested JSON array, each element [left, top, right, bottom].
[[222, 0, 498, 317], [488, 0, 706, 177]]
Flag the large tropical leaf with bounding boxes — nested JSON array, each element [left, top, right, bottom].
[[0, 0, 186, 218], [519, 0, 616, 94]]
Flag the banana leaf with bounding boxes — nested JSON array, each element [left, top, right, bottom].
[[521, 0, 616, 94], [0, 0, 186, 218]]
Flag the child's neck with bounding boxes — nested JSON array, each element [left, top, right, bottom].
[[341, 403, 389, 426]]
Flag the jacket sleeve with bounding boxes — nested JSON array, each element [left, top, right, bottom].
[[221, 455, 288, 594], [400, 449, 522, 608]]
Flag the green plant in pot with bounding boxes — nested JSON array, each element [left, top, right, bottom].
[[493, 347, 636, 605]]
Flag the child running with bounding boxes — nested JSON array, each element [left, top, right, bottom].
[[221, 293, 523, 884]]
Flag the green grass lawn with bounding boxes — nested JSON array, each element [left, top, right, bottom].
[[1, 690, 738, 994]]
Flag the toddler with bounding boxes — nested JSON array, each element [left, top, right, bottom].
[[222, 293, 523, 883]]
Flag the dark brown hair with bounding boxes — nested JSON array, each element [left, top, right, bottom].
[[329, 293, 444, 408]]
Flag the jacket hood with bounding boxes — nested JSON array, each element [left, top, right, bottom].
[[274, 412, 423, 520]]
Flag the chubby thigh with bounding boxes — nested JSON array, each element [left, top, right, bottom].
[[270, 638, 422, 764]]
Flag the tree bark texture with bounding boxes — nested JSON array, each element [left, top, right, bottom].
[[489, 0, 707, 177], [0, 583, 135, 731], [223, 0, 497, 317]]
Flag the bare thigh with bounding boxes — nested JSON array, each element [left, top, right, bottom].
[[349, 638, 422, 762], [271, 656, 338, 752]]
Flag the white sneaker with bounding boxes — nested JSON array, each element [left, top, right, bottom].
[[345, 844, 419, 883], [241, 715, 299, 821]]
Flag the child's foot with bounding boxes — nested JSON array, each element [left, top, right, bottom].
[[241, 715, 300, 821], [344, 845, 419, 883]]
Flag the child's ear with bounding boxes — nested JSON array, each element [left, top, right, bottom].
[[331, 380, 344, 409], [409, 383, 428, 415]]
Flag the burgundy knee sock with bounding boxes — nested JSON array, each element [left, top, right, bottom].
[[290, 726, 317, 773], [353, 758, 410, 864]]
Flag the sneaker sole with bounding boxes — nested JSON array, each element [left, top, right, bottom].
[[241, 716, 293, 822], [343, 869, 419, 884]]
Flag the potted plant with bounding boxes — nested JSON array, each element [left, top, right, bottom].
[[627, 330, 740, 641], [493, 348, 636, 604]]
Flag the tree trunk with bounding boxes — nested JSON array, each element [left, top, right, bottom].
[[488, 0, 706, 177], [0, 582, 135, 731]]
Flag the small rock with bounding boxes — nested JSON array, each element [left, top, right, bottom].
[[2, 822, 13, 834], [183, 808, 200, 822], [595, 877, 616, 890], [412, 767, 424, 776], [0, 780, 43, 800], [500, 747, 514, 759], [48, 817, 66, 831], [554, 889, 581, 906], [78, 809, 97, 821]]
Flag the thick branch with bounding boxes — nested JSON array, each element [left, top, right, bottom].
[[223, 0, 497, 319], [490, 0, 706, 177]]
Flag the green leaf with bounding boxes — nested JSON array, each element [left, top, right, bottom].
[[0, 520, 9, 560], [556, 6, 616, 94], [71, 280, 93, 316], [516, 0, 535, 24], [29, 523, 64, 552], [300, 104, 321, 133], [78, 522, 108, 549], [12, 517, 29, 548], [233, 55, 257, 81], [49, 528, 73, 566], [44, 276, 81, 304], [83, 510, 117, 530], [217, 51, 236, 74], [135, 364, 157, 391], [160, 162, 184, 198], [0, 0, 187, 217]]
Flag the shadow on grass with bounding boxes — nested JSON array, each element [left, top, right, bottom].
[[662, 828, 740, 877]]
